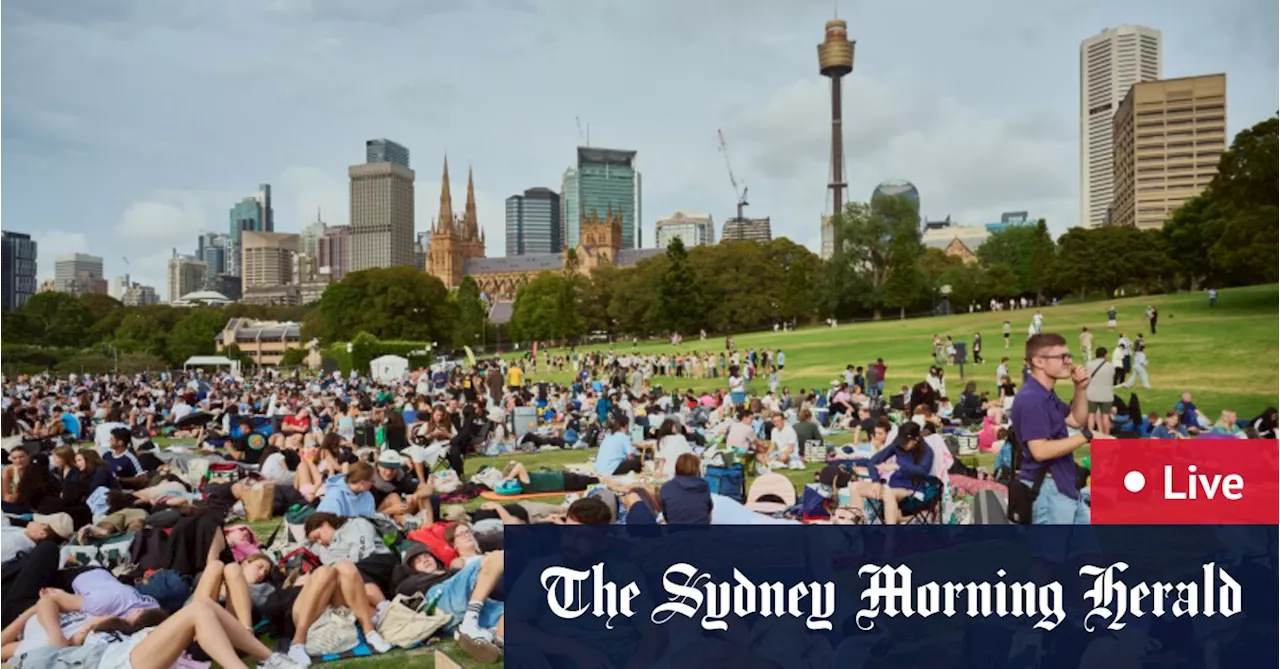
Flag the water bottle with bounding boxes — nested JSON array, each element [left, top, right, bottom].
[[425, 591, 444, 615]]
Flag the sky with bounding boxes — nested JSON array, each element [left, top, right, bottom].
[[3, 0, 1277, 299]]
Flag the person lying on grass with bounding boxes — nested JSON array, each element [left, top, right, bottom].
[[4, 597, 303, 669], [390, 545, 505, 664]]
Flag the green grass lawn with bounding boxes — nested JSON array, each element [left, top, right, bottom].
[[505, 284, 1280, 421]]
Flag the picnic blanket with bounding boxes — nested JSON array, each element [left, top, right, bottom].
[[479, 490, 567, 501]]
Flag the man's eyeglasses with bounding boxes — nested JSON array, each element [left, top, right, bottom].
[[1036, 353, 1073, 362]]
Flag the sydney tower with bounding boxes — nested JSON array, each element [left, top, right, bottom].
[[818, 19, 855, 251]]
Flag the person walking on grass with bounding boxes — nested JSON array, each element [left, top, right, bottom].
[[1123, 347, 1151, 390], [1106, 305, 1118, 330], [1002, 320, 1011, 349], [1079, 327, 1094, 364]]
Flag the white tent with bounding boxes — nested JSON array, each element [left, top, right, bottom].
[[184, 355, 241, 378], [370, 355, 410, 383]]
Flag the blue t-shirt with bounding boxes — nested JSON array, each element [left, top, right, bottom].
[[103, 450, 143, 479], [60, 413, 80, 437], [596, 432, 635, 476]]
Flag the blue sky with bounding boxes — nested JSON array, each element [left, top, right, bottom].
[[3, 0, 1276, 298]]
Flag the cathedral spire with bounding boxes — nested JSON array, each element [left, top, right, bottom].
[[464, 166, 478, 241], [437, 156, 453, 235]]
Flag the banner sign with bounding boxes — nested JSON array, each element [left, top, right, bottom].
[[1091, 439, 1278, 525], [503, 524, 1278, 668]]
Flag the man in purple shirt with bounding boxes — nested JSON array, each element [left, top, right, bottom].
[[1011, 333, 1109, 525]]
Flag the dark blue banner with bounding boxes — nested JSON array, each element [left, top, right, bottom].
[[502, 525, 1277, 669]]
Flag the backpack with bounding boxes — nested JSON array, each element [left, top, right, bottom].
[[704, 464, 746, 503], [278, 547, 322, 575], [801, 484, 832, 521]]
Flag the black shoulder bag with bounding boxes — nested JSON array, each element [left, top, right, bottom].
[[1004, 427, 1046, 524]]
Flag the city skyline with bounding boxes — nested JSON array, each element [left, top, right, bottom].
[[3, 1, 1275, 293]]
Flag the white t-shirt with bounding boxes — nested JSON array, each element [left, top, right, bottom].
[[656, 434, 692, 478], [260, 452, 293, 485], [771, 424, 798, 457], [728, 376, 745, 393], [1, 522, 35, 565]]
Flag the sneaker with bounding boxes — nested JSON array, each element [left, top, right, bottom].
[[455, 629, 502, 663], [365, 630, 393, 654], [457, 618, 494, 644], [262, 652, 305, 669], [287, 643, 311, 667]]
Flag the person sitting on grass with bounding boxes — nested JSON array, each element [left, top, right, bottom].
[[223, 417, 270, 464], [102, 427, 149, 489], [314, 461, 376, 517], [5, 596, 304, 669], [767, 412, 803, 471], [595, 413, 642, 477], [1151, 411, 1190, 440], [370, 449, 434, 523]]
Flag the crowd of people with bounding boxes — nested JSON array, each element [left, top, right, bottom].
[[1, 299, 1275, 667]]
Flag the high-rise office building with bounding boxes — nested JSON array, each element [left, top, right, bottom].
[[366, 138, 410, 168], [1111, 74, 1227, 229], [318, 226, 352, 281], [1080, 25, 1161, 227], [242, 232, 299, 289], [721, 217, 772, 243], [54, 253, 106, 296], [349, 139, 416, 271], [506, 188, 562, 256], [655, 211, 715, 248], [227, 184, 274, 274], [566, 147, 641, 249], [167, 252, 208, 302], [1, 231, 37, 310], [197, 232, 231, 277], [560, 167, 580, 248]]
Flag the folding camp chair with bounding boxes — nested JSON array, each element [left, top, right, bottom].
[[866, 475, 944, 525]]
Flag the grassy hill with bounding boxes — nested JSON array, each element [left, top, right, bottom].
[[507, 284, 1279, 420]]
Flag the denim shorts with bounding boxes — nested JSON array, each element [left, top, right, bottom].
[[1022, 475, 1099, 561], [425, 557, 503, 632]]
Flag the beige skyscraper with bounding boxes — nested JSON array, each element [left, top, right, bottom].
[[1111, 74, 1227, 229], [349, 138, 415, 271], [241, 231, 298, 288], [1079, 25, 1162, 227], [167, 252, 208, 303]]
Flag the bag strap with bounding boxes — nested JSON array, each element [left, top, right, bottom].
[[1009, 427, 1049, 493]]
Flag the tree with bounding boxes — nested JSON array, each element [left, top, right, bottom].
[[1209, 205, 1280, 286], [78, 294, 123, 326], [1210, 115, 1278, 212], [879, 194, 925, 318], [649, 237, 703, 334], [165, 308, 229, 365], [313, 267, 456, 345], [1027, 219, 1056, 301], [18, 293, 95, 347], [451, 276, 488, 347], [509, 272, 583, 342], [976, 225, 1041, 295], [1162, 193, 1221, 289], [763, 238, 821, 324], [828, 201, 893, 317]]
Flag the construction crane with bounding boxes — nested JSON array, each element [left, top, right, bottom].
[[717, 129, 748, 221]]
